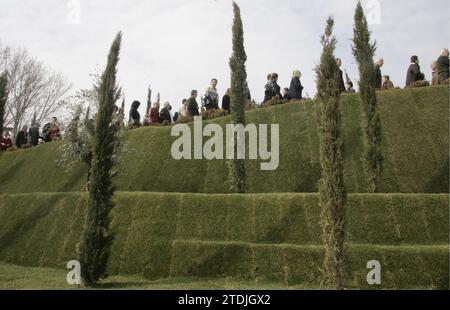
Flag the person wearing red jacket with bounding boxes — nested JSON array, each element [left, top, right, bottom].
[[0, 131, 13, 151]]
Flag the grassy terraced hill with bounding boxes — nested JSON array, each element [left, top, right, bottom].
[[0, 192, 447, 289], [0, 86, 448, 194], [0, 86, 448, 289]]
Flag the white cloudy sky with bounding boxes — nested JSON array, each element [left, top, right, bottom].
[[0, 0, 448, 116]]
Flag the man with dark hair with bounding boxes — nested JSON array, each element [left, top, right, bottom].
[[264, 73, 282, 102], [203, 79, 219, 111], [187, 90, 200, 117], [345, 81, 356, 93], [16, 126, 28, 148], [381, 75, 394, 90], [406, 55, 424, 86], [129, 100, 141, 127], [29, 123, 40, 147], [222, 88, 231, 113]]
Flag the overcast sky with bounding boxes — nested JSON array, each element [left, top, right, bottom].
[[0, 0, 448, 117]]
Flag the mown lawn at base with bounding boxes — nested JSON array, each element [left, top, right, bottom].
[[0, 262, 313, 290]]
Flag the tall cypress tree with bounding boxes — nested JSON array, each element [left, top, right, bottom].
[[79, 32, 122, 286], [228, 1, 247, 193], [146, 85, 152, 116], [0, 72, 8, 135], [315, 17, 347, 289], [352, 1, 383, 193]]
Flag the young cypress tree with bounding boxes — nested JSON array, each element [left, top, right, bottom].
[[146, 85, 152, 116], [228, 1, 247, 193], [0, 72, 8, 134], [352, 1, 383, 193], [78, 32, 122, 286], [315, 17, 347, 289]]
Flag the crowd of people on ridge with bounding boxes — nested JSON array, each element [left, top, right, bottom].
[[1, 117, 61, 151], [1, 48, 449, 152]]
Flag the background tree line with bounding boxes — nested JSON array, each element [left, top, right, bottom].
[[0, 41, 71, 138]]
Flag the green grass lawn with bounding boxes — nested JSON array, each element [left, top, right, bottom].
[[0, 262, 312, 290]]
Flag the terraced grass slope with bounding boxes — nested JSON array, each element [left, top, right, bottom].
[[0, 86, 448, 194], [0, 192, 447, 289]]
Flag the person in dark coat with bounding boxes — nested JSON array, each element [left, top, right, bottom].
[[222, 88, 231, 113], [437, 48, 449, 84], [263, 75, 272, 102], [159, 102, 172, 124], [29, 123, 40, 147], [173, 112, 180, 123], [405, 55, 425, 86], [336, 58, 346, 93], [282, 88, 290, 100], [15, 126, 28, 148], [374, 58, 384, 89], [129, 100, 141, 127], [264, 73, 282, 102], [289, 70, 304, 100], [271, 74, 281, 99], [345, 81, 356, 93], [187, 90, 200, 117], [381, 75, 394, 90]]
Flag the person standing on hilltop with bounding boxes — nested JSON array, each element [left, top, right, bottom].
[[381, 75, 394, 90], [43, 117, 60, 142], [374, 58, 384, 89], [149, 102, 161, 124], [289, 70, 304, 100], [203, 79, 220, 111], [431, 61, 439, 86], [179, 99, 188, 117], [187, 90, 200, 117], [0, 131, 13, 151], [128, 100, 141, 128], [335, 58, 346, 93], [29, 122, 40, 147], [15, 126, 28, 148], [159, 102, 172, 125], [437, 48, 449, 84], [405, 55, 425, 86], [222, 88, 231, 113], [264, 73, 282, 102]]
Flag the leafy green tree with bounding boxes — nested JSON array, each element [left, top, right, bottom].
[[78, 32, 122, 286], [228, 1, 247, 193], [315, 17, 348, 289], [352, 1, 383, 192]]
